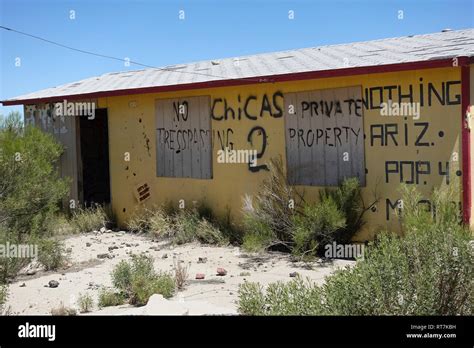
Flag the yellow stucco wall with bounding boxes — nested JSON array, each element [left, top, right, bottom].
[[98, 66, 463, 241]]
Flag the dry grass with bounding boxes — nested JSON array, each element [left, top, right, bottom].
[[173, 257, 189, 290], [50, 302, 77, 316]]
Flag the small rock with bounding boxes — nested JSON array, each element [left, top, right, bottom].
[[100, 227, 106, 233], [195, 273, 205, 280], [289, 272, 299, 278], [86, 243, 91, 247], [19, 283, 26, 287], [197, 257, 208, 264], [66, 248, 72, 253], [106, 229, 113, 233], [26, 270, 36, 276], [125, 243, 132, 247], [48, 280, 59, 288], [108, 246, 119, 252], [239, 272, 251, 277], [162, 254, 168, 259], [216, 268, 227, 276], [97, 253, 110, 259]]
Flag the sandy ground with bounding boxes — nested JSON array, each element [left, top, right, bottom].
[[5, 231, 354, 315]]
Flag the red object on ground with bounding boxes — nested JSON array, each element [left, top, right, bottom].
[[216, 268, 227, 276], [195, 273, 205, 280]]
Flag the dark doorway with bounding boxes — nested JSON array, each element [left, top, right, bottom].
[[79, 108, 111, 206]]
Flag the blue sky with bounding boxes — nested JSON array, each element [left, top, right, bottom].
[[1, 0, 473, 116]]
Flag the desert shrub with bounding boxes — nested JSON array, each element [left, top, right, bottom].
[[77, 292, 94, 313], [195, 219, 228, 245], [241, 157, 368, 255], [173, 258, 189, 290], [242, 157, 300, 252], [50, 302, 77, 316], [111, 260, 132, 294], [37, 238, 67, 271], [129, 272, 175, 306], [0, 226, 31, 282], [110, 254, 175, 306], [172, 209, 200, 244], [238, 276, 323, 315], [128, 203, 230, 245], [98, 289, 125, 308], [242, 211, 275, 252], [0, 112, 69, 237], [70, 205, 108, 233], [238, 184, 473, 316], [237, 282, 266, 315], [292, 198, 345, 258], [0, 285, 7, 314], [320, 177, 368, 243], [44, 214, 75, 236]]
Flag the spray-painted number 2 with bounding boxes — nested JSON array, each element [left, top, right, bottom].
[[247, 126, 269, 172]]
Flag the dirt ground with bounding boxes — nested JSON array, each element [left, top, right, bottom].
[[5, 231, 354, 315]]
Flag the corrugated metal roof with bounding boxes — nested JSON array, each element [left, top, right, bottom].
[[3, 28, 474, 105]]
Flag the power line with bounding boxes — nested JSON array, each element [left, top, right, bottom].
[[0, 25, 267, 83]]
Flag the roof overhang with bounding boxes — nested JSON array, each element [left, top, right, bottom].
[[2, 56, 473, 106]]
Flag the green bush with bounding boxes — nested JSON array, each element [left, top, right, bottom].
[[98, 289, 125, 308], [239, 276, 324, 315], [70, 205, 108, 233], [129, 272, 175, 306], [292, 198, 345, 258], [127, 205, 230, 245], [173, 209, 200, 244], [77, 292, 94, 313], [242, 157, 300, 252], [241, 157, 367, 255], [0, 112, 69, 282], [37, 238, 67, 271], [110, 254, 175, 306], [239, 185, 473, 316], [0, 285, 7, 314], [320, 177, 367, 243], [242, 214, 275, 252], [0, 112, 69, 237]]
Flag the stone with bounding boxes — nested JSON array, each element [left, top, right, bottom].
[[289, 271, 299, 277], [86, 243, 91, 247], [216, 268, 227, 276], [26, 270, 36, 276], [48, 280, 59, 288], [195, 273, 205, 280], [97, 253, 110, 259], [100, 227, 106, 233], [197, 257, 207, 264], [108, 246, 119, 252], [19, 283, 26, 287], [162, 254, 168, 259]]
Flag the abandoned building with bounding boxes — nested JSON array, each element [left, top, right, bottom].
[[2, 28, 474, 240]]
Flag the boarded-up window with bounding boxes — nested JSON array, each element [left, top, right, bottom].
[[284, 86, 365, 186], [155, 96, 212, 178]]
